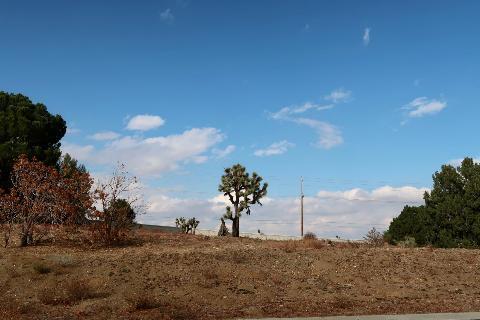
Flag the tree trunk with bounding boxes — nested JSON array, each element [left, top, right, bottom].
[[232, 216, 240, 237]]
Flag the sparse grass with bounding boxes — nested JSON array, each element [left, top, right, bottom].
[[65, 278, 99, 301], [231, 251, 248, 264], [33, 262, 52, 274], [202, 269, 220, 288], [38, 278, 99, 305]]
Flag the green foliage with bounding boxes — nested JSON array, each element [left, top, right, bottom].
[[218, 163, 268, 237], [0, 92, 66, 189], [108, 198, 136, 224], [386, 157, 480, 248]]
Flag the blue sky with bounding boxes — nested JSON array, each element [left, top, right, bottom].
[[1, 0, 479, 237]]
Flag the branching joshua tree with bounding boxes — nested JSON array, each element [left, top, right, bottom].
[[218, 164, 268, 237], [175, 217, 200, 234]]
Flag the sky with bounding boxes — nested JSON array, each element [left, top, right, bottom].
[[1, 0, 480, 238]]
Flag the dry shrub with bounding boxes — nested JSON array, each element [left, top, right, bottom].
[[331, 295, 355, 310], [303, 232, 317, 240], [125, 292, 160, 310], [65, 279, 98, 301], [282, 240, 298, 253], [231, 251, 248, 264], [363, 227, 384, 247], [38, 278, 99, 305], [33, 262, 52, 274], [202, 269, 220, 288], [303, 239, 325, 249]]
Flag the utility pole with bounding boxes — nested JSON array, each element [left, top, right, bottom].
[[300, 176, 304, 237]]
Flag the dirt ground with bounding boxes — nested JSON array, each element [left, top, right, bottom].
[[1, 229, 480, 320]]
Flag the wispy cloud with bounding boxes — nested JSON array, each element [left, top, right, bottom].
[[403, 97, 447, 118], [89, 131, 121, 141], [126, 114, 165, 131], [303, 24, 310, 32], [212, 145, 236, 159], [271, 102, 334, 120], [254, 140, 295, 157], [294, 118, 343, 149], [363, 27, 371, 46], [160, 8, 175, 24], [324, 88, 352, 103]]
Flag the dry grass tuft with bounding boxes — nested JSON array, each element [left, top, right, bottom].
[[33, 262, 52, 274], [38, 278, 100, 305], [125, 292, 160, 310]]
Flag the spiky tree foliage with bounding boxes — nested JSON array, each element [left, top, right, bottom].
[[175, 217, 200, 234], [218, 164, 268, 237]]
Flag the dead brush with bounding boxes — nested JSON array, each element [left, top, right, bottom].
[[32, 262, 52, 274], [231, 251, 248, 264], [202, 269, 220, 288], [38, 278, 99, 305], [125, 291, 160, 310], [65, 279, 98, 302]]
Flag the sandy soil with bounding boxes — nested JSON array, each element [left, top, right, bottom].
[[1, 230, 480, 319]]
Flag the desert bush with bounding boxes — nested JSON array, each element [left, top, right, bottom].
[[38, 279, 99, 305], [90, 163, 144, 245], [65, 279, 98, 302], [202, 269, 220, 288], [125, 292, 160, 310], [32, 262, 52, 274], [398, 236, 417, 248], [363, 227, 384, 247], [303, 232, 317, 240]]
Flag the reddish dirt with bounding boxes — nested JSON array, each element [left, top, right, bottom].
[[1, 230, 480, 319]]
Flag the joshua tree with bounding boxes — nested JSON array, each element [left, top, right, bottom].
[[218, 164, 268, 237]]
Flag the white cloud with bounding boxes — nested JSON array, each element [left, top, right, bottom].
[[141, 185, 428, 239], [449, 157, 480, 167], [254, 140, 295, 157], [363, 27, 371, 46], [160, 8, 174, 24], [271, 102, 334, 120], [61, 143, 95, 161], [89, 131, 121, 141], [294, 118, 343, 149], [212, 145, 236, 159], [62, 127, 224, 176], [403, 97, 447, 118], [126, 114, 165, 131], [324, 88, 352, 103], [66, 127, 81, 135]]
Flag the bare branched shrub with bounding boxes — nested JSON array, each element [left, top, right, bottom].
[[303, 232, 317, 240], [90, 163, 145, 244], [363, 227, 384, 247]]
